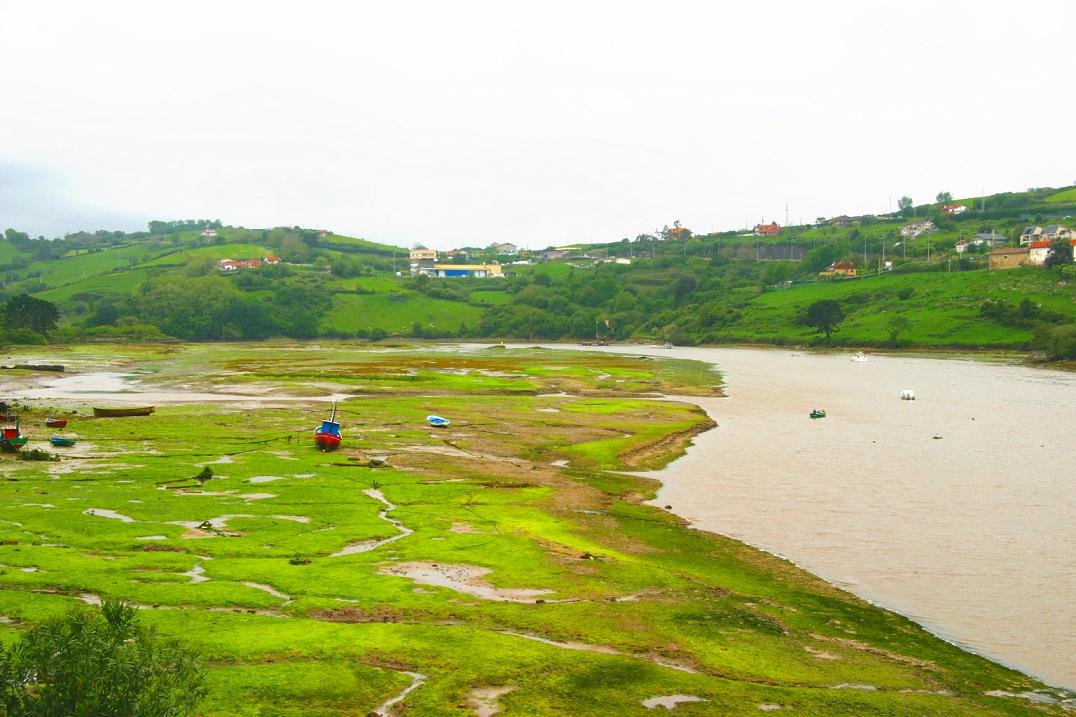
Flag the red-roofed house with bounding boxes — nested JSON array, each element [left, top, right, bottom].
[[218, 259, 241, 271], [942, 203, 968, 215], [1029, 239, 1076, 266], [264, 256, 281, 264], [754, 222, 780, 236], [820, 262, 857, 277]]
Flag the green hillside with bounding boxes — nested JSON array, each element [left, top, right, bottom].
[[1045, 187, 1076, 204], [1, 187, 1074, 357], [718, 269, 1072, 347]]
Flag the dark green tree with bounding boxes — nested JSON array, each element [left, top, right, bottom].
[[0, 600, 205, 716], [4, 294, 60, 335], [897, 196, 914, 217], [935, 191, 953, 204], [804, 299, 845, 339], [886, 314, 912, 345], [1044, 238, 1073, 268]]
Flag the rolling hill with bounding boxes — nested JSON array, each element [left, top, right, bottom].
[[0, 182, 1073, 356]]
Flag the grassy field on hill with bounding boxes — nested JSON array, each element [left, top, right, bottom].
[[321, 291, 485, 335], [712, 269, 1074, 348], [0, 343, 1068, 716], [1045, 187, 1076, 204]]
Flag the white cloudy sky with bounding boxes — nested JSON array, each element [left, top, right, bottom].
[[1, 1, 1073, 249]]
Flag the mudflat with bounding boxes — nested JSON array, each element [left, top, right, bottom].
[[0, 342, 1069, 715]]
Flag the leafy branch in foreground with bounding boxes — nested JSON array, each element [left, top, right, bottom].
[[0, 600, 205, 717]]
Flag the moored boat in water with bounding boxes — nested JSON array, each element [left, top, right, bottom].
[[93, 406, 155, 418], [809, 409, 827, 419], [851, 351, 869, 362], [900, 389, 916, 400], [314, 403, 342, 450]]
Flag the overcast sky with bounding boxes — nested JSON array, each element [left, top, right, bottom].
[[2, 1, 1073, 249]]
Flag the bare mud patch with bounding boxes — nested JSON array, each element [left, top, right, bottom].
[[378, 562, 551, 603], [449, 522, 489, 534], [642, 695, 707, 710], [467, 686, 517, 717]]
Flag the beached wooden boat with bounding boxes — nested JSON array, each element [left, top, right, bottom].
[[426, 415, 450, 427], [809, 409, 827, 419], [92, 406, 155, 418], [45, 417, 68, 428], [0, 419, 27, 452], [49, 436, 77, 447], [314, 403, 342, 451]]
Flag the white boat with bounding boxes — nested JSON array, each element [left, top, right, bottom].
[[901, 389, 916, 401], [851, 351, 869, 363]]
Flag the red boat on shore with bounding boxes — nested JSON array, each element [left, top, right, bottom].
[[314, 403, 342, 451], [45, 417, 68, 428]]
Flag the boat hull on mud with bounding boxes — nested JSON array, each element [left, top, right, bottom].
[[314, 430, 342, 450], [93, 406, 155, 418]]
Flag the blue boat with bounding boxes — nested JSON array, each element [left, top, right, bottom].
[[49, 436, 77, 447], [426, 415, 450, 427]]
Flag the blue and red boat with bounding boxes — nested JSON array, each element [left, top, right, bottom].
[[314, 403, 342, 450]]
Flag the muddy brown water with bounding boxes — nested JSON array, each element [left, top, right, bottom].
[[546, 344, 1074, 690]]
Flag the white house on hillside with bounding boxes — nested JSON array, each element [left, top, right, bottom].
[[900, 220, 936, 237]]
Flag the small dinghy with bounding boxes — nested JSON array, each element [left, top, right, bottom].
[[314, 403, 342, 451], [900, 389, 916, 401], [852, 351, 869, 363], [809, 409, 827, 419], [49, 436, 77, 447], [426, 415, 450, 427], [45, 417, 68, 428]]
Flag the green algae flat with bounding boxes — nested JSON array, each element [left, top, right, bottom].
[[0, 342, 1068, 716]]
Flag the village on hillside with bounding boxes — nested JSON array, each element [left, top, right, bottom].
[[391, 208, 1076, 281]]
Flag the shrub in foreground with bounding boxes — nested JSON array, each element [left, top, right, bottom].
[[0, 600, 205, 717]]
